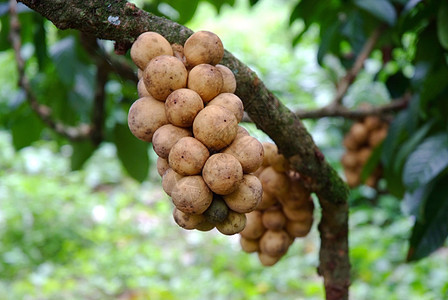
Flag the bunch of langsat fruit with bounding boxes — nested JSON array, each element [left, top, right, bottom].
[[341, 116, 389, 188], [127, 30, 265, 235], [240, 142, 314, 266]]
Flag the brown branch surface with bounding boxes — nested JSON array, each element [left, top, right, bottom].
[[17, 1, 351, 298]]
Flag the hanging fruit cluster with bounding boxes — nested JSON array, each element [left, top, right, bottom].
[[239, 142, 314, 266], [128, 30, 264, 235], [341, 116, 389, 188]]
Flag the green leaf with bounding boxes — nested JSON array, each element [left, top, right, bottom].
[[49, 36, 80, 86], [317, 21, 340, 65], [360, 141, 383, 183], [354, 0, 397, 26], [70, 140, 96, 170], [32, 15, 48, 71], [437, 1, 448, 50], [166, 0, 199, 24], [403, 133, 448, 192], [407, 174, 448, 261], [11, 112, 44, 150], [393, 120, 433, 174], [113, 123, 150, 182]]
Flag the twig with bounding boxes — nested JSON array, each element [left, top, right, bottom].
[[9, 0, 92, 141], [332, 27, 383, 105]]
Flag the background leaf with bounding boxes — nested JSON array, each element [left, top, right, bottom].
[[353, 0, 397, 26], [113, 123, 150, 182], [437, 1, 448, 50], [70, 140, 96, 170]]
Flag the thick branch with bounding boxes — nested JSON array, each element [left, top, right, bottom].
[[17, 1, 351, 298]]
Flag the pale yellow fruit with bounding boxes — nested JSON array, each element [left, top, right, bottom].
[[127, 96, 168, 142], [216, 210, 247, 235], [207, 93, 243, 122], [184, 30, 224, 67], [222, 135, 264, 173], [168, 137, 210, 175], [162, 168, 183, 196], [130, 31, 173, 70], [202, 153, 243, 195], [223, 174, 262, 213], [193, 105, 238, 151], [137, 78, 150, 97], [152, 124, 192, 159], [156, 157, 169, 177], [216, 64, 236, 93], [187, 64, 223, 102], [240, 237, 259, 253], [171, 175, 213, 214], [165, 88, 204, 127], [143, 55, 188, 101]]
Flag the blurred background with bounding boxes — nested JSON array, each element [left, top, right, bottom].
[[1, 0, 448, 299]]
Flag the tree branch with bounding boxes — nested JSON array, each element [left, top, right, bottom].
[[17, 1, 351, 298]]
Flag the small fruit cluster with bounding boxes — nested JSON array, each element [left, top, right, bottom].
[[128, 30, 264, 235], [239, 142, 314, 266], [341, 116, 389, 187]]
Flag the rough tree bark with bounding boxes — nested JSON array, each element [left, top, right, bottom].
[[16, 1, 351, 298]]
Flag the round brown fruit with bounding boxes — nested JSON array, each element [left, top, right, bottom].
[[165, 88, 204, 127], [364, 116, 382, 131], [137, 78, 150, 97], [288, 179, 310, 203], [282, 204, 313, 222], [184, 30, 224, 67], [256, 191, 277, 210], [240, 210, 265, 240], [143, 55, 188, 101], [262, 142, 277, 167], [194, 219, 215, 231], [156, 157, 169, 177], [152, 124, 192, 159], [285, 219, 312, 238], [222, 135, 264, 173], [216, 64, 236, 94], [216, 210, 247, 235], [203, 196, 229, 224], [161, 168, 183, 196], [341, 151, 358, 169], [171, 175, 213, 214], [187, 64, 223, 102], [259, 166, 291, 199], [262, 207, 286, 231], [240, 236, 260, 253], [168, 137, 210, 175], [173, 207, 206, 230], [207, 93, 244, 122], [130, 32, 173, 70], [350, 122, 368, 145], [223, 174, 262, 213], [236, 126, 250, 139], [128, 96, 168, 142], [259, 229, 291, 257], [368, 126, 388, 147], [258, 252, 281, 267], [193, 105, 238, 151], [171, 43, 186, 66], [202, 153, 243, 195], [357, 147, 372, 165], [269, 152, 289, 173], [343, 135, 358, 151], [344, 168, 360, 187]]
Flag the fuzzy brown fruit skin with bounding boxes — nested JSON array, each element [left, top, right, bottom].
[[350, 122, 369, 145], [168, 137, 210, 175], [194, 220, 215, 231], [152, 124, 192, 159], [257, 252, 281, 267], [165, 88, 204, 127], [173, 207, 206, 230], [184, 30, 224, 67], [216, 64, 237, 93], [156, 157, 170, 177], [128, 96, 168, 142], [130, 32, 173, 70], [236, 126, 250, 139], [240, 237, 260, 253], [259, 229, 291, 257], [143, 55, 188, 101], [285, 219, 312, 238], [256, 190, 277, 210], [162, 168, 183, 196], [137, 78, 150, 97], [202, 153, 243, 195], [223, 174, 263, 213], [259, 166, 291, 199], [216, 210, 247, 235], [203, 196, 229, 224], [262, 142, 277, 167], [262, 207, 286, 231], [193, 105, 238, 151], [171, 175, 213, 214], [187, 64, 223, 102], [240, 210, 265, 240], [222, 135, 264, 173], [207, 93, 244, 122]]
